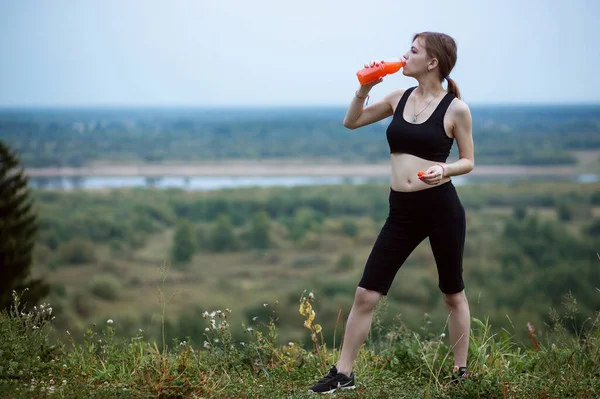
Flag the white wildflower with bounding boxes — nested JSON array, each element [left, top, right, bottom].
[[107, 319, 113, 325], [308, 292, 314, 300], [203, 341, 210, 348], [440, 333, 446, 338], [263, 303, 268, 307], [252, 316, 258, 321], [205, 327, 210, 332]]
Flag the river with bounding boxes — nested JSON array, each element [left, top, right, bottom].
[[27, 173, 599, 191]]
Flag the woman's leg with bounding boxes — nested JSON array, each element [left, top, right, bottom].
[[336, 287, 382, 376], [443, 290, 470, 368], [428, 182, 470, 368]]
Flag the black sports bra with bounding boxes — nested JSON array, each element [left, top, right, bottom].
[[386, 86, 455, 163]]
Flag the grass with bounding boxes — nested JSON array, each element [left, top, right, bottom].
[[2, 275, 600, 399]]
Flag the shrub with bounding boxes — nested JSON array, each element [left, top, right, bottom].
[[89, 275, 122, 301]]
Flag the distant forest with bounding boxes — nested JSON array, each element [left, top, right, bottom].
[[0, 105, 599, 167]]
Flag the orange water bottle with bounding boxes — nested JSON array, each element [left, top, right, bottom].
[[356, 58, 406, 85]]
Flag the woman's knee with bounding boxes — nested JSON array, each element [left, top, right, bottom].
[[442, 290, 467, 310], [353, 287, 382, 311]]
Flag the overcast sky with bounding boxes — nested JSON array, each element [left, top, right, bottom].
[[1, 0, 598, 107]]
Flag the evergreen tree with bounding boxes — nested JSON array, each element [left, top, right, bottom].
[[0, 140, 49, 311]]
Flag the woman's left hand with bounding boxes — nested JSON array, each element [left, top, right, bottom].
[[418, 164, 445, 185]]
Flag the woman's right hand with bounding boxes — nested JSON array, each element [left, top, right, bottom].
[[358, 60, 385, 93]]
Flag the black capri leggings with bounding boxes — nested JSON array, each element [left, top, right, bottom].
[[358, 181, 466, 295]]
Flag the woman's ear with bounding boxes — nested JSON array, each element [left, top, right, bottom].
[[428, 58, 439, 72]]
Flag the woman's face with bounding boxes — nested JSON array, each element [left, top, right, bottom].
[[401, 38, 434, 77]]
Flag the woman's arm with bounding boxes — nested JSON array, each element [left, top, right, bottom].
[[442, 100, 474, 177], [343, 79, 404, 129]]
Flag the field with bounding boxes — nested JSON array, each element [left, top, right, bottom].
[[26, 180, 600, 351]]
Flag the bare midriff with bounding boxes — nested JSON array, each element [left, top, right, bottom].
[[389, 153, 451, 192]]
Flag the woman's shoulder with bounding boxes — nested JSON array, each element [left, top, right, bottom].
[[447, 97, 471, 115], [447, 97, 472, 125]]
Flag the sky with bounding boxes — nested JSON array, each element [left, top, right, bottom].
[[0, 0, 599, 107]]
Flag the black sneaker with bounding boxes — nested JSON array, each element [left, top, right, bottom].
[[309, 365, 355, 394]]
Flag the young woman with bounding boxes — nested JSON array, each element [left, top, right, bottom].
[[309, 31, 475, 394]]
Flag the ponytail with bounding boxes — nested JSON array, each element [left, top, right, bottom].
[[446, 76, 461, 100]]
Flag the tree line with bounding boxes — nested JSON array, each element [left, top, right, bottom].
[[1, 106, 599, 167]]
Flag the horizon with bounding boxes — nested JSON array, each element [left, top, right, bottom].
[[1, 101, 600, 111]]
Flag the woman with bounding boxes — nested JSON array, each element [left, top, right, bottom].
[[309, 31, 475, 394]]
